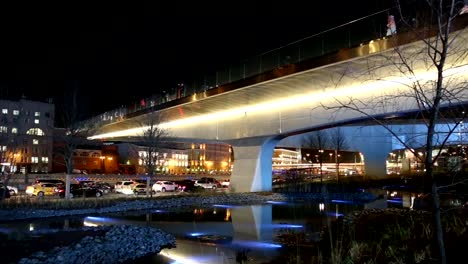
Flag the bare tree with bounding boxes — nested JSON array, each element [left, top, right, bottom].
[[329, 127, 348, 182], [54, 82, 95, 199], [302, 130, 330, 183], [137, 112, 169, 195], [322, 2, 468, 263]]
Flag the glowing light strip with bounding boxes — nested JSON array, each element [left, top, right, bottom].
[[88, 64, 468, 140]]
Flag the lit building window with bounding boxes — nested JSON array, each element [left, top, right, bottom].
[[34, 112, 40, 117], [0, 146, 6, 151], [0, 126, 7, 133], [41, 157, 48, 163], [33, 139, 39, 145], [13, 110, 19, 115], [11, 128, 17, 134], [26, 128, 45, 136], [32, 157, 39, 163], [1, 109, 7, 114], [34, 119, 39, 124]]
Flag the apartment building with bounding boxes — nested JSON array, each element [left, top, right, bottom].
[[0, 98, 55, 174]]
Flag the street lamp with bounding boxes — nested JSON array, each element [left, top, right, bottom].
[[100, 156, 105, 173]]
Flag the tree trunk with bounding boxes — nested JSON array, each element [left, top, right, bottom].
[[65, 174, 71, 199], [432, 177, 446, 264]]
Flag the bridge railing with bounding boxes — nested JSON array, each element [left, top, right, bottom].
[[185, 10, 389, 91], [81, 8, 399, 130]]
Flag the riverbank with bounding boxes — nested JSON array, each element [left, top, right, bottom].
[[2, 190, 467, 263], [1, 191, 376, 264]]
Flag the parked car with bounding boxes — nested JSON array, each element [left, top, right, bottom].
[[0, 182, 18, 196], [152, 181, 178, 192], [131, 179, 148, 185], [35, 179, 65, 186], [132, 184, 154, 195], [199, 177, 219, 184], [76, 180, 96, 187], [194, 179, 219, 189], [220, 179, 230, 188], [7, 185, 18, 196], [54, 183, 81, 197], [114, 180, 137, 194], [26, 183, 58, 197], [174, 180, 196, 192], [54, 184, 103, 198], [272, 177, 287, 184], [93, 182, 114, 194], [0, 185, 11, 199]]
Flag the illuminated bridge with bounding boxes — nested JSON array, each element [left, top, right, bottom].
[[84, 14, 468, 192]]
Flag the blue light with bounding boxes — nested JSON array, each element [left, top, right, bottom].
[[232, 240, 282, 249], [213, 204, 235, 208], [188, 232, 205, 237], [270, 224, 303, 228], [83, 216, 124, 226], [387, 199, 403, 204], [0, 227, 14, 234], [331, 199, 354, 204], [152, 209, 165, 213], [325, 212, 344, 217], [76, 177, 89, 181], [266, 201, 287, 205], [168, 256, 220, 264], [84, 216, 114, 222]]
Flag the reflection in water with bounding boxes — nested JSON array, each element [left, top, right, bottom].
[[1, 201, 368, 263]]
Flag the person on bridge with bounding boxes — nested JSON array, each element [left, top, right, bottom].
[[386, 15, 397, 36], [461, 0, 468, 15]]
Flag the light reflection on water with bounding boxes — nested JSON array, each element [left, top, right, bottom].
[[0, 199, 397, 263]]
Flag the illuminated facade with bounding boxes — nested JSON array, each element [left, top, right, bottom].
[[387, 144, 468, 175], [272, 148, 301, 168], [273, 147, 365, 176], [117, 142, 232, 175], [0, 98, 55, 174], [137, 148, 188, 174], [188, 143, 232, 174]]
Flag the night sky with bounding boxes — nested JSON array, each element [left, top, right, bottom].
[[0, 1, 394, 125]]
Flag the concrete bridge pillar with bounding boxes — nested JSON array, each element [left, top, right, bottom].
[[230, 137, 281, 193], [348, 126, 393, 179]]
